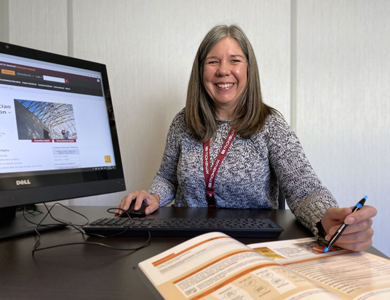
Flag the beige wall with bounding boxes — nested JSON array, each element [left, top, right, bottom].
[[1, 0, 388, 256]]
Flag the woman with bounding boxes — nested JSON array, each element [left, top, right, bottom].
[[118, 25, 376, 252]]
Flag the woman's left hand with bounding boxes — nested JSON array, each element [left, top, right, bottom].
[[320, 205, 377, 252]]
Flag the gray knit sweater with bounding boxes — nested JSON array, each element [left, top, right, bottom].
[[149, 109, 338, 236]]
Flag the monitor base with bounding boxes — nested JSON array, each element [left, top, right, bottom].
[[0, 207, 67, 240]]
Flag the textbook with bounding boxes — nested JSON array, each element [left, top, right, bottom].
[[138, 232, 390, 300]]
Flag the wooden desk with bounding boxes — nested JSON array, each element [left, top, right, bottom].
[[0, 206, 387, 300]]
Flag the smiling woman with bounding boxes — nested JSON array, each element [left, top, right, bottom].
[[202, 37, 248, 121], [185, 25, 276, 142], [118, 25, 377, 253]]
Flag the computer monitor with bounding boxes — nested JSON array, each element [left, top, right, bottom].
[[0, 41, 125, 240]]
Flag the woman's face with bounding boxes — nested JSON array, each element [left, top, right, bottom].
[[203, 37, 247, 118]]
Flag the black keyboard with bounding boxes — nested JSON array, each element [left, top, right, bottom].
[[82, 217, 283, 238]]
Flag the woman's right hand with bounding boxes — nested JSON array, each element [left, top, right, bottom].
[[320, 205, 376, 252], [116, 190, 160, 216]]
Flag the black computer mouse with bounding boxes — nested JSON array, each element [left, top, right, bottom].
[[120, 200, 148, 218]]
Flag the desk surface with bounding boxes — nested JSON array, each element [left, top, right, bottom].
[[0, 206, 387, 300]]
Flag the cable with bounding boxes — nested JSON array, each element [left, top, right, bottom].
[[32, 232, 151, 253], [17, 205, 43, 214], [22, 202, 88, 228], [29, 203, 151, 254]]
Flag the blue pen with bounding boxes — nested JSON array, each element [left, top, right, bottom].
[[324, 196, 367, 253]]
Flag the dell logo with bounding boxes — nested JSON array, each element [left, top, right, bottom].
[[16, 180, 31, 185]]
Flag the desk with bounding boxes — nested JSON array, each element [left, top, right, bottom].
[[0, 206, 387, 300]]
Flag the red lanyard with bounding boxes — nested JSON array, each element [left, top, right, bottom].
[[203, 129, 236, 207]]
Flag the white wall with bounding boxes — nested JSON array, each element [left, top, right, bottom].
[[0, 0, 9, 42], [295, 0, 390, 257], [1, 0, 388, 256]]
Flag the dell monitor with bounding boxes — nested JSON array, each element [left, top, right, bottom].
[[0, 41, 125, 240]]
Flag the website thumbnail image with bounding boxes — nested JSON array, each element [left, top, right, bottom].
[[14, 99, 77, 141]]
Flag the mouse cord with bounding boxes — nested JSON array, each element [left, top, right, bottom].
[[29, 203, 151, 255]]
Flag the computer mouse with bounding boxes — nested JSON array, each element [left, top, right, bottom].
[[120, 200, 148, 218]]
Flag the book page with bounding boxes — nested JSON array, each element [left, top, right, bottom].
[[248, 238, 390, 300], [139, 233, 344, 300]]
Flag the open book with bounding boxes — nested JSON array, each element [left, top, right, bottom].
[[138, 232, 390, 300]]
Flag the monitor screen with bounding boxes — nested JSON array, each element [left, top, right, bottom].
[[0, 41, 125, 239]]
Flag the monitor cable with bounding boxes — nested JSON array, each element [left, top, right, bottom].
[[22, 203, 151, 255]]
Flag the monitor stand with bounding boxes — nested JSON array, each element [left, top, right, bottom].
[[0, 206, 67, 240]]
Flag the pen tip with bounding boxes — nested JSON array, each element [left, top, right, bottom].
[[324, 247, 329, 253], [364, 195, 368, 199]]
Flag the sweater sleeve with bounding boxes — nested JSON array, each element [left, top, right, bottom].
[[266, 114, 338, 237], [148, 111, 184, 207]]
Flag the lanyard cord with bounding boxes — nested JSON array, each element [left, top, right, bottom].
[[203, 129, 236, 207]]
